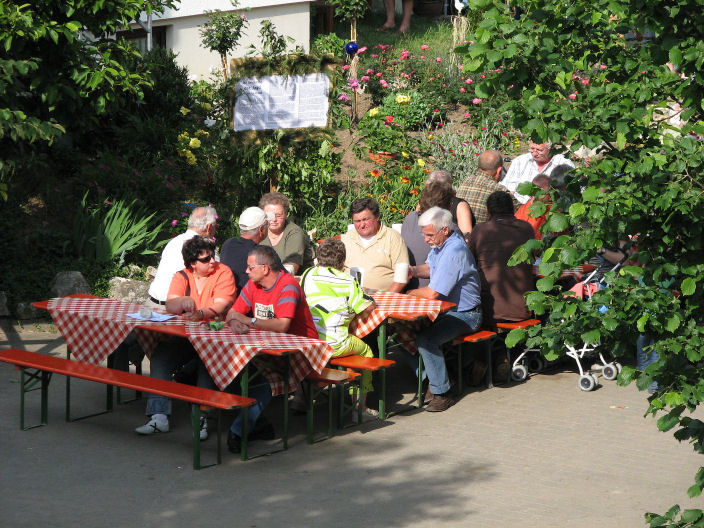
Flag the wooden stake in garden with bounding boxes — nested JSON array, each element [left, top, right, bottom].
[[350, 18, 359, 123]]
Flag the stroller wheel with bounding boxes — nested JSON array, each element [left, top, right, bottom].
[[579, 374, 597, 391], [527, 355, 546, 373], [615, 362, 622, 373], [511, 365, 528, 382], [602, 363, 618, 381]]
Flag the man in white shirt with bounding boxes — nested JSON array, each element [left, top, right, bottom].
[[147, 206, 218, 306], [501, 141, 575, 204]]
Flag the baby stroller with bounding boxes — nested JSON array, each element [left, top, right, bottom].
[[510, 255, 628, 390], [565, 253, 631, 391]]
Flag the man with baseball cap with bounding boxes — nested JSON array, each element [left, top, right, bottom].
[[220, 207, 271, 293]]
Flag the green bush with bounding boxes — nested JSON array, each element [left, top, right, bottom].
[[72, 193, 166, 265]]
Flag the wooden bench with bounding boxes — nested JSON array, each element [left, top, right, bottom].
[[450, 330, 498, 392], [303, 368, 360, 444], [329, 355, 395, 423], [0, 348, 256, 470]]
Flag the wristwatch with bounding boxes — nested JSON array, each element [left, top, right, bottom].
[[250, 317, 257, 327]]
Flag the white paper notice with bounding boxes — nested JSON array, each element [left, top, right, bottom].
[[234, 74, 330, 131]]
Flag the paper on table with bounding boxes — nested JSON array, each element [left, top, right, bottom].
[[127, 312, 177, 322]]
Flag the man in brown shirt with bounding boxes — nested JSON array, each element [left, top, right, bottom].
[[468, 191, 535, 323]]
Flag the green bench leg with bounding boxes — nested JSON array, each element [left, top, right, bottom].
[[19, 367, 51, 430], [192, 405, 220, 470]]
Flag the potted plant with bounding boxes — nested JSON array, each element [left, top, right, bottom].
[[356, 108, 411, 163]]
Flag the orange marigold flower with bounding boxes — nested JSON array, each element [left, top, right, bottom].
[[370, 170, 381, 178], [400, 176, 410, 183], [410, 188, 419, 195]]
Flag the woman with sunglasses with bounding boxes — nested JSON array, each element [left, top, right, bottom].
[[135, 235, 236, 440]]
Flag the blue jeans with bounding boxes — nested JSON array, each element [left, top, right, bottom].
[[636, 334, 658, 393], [417, 308, 483, 395], [145, 337, 213, 416], [196, 361, 273, 438]]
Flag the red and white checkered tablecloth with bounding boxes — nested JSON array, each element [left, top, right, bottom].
[[47, 297, 183, 364], [185, 323, 333, 395], [350, 290, 453, 338]]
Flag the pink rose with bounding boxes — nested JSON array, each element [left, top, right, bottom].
[[569, 93, 577, 100], [338, 93, 349, 101], [361, 75, 370, 82], [420, 44, 429, 50], [460, 87, 466, 93], [358, 46, 367, 53], [465, 78, 473, 84], [366, 69, 375, 74], [600, 64, 607, 69], [171, 219, 178, 227], [472, 98, 482, 104], [376, 72, 383, 77], [436, 57, 442, 63], [341, 65, 350, 71]]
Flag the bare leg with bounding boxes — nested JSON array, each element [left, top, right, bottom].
[[377, 0, 396, 30], [397, 0, 413, 33]]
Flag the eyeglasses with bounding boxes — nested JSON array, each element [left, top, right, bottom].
[[246, 264, 265, 271], [195, 253, 215, 263]]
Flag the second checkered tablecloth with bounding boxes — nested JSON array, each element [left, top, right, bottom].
[[350, 290, 453, 338]]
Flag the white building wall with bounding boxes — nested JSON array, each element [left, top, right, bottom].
[[139, 1, 312, 80]]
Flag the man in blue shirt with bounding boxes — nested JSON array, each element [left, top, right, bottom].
[[407, 206, 483, 411]]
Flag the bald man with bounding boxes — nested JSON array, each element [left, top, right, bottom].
[[456, 150, 516, 224]]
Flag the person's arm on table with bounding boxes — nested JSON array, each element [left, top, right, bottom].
[[405, 287, 440, 300], [386, 281, 406, 293]]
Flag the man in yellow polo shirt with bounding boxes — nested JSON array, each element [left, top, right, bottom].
[[341, 197, 409, 293]]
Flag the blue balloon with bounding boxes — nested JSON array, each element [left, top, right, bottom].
[[345, 42, 359, 56]]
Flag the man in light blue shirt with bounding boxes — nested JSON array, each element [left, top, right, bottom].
[[407, 206, 482, 412]]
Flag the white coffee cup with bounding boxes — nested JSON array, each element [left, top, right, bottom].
[[283, 264, 295, 274], [139, 307, 152, 319], [394, 262, 410, 284]]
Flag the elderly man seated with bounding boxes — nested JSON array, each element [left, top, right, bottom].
[[457, 150, 515, 224], [341, 197, 409, 293], [501, 140, 575, 203], [405, 206, 483, 412]]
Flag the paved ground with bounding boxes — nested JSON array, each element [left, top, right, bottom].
[[1, 321, 702, 528]]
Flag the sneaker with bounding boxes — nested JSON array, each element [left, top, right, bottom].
[[199, 416, 208, 441], [135, 416, 169, 435], [250, 415, 275, 440], [227, 430, 242, 454], [352, 408, 380, 424], [425, 393, 455, 412]]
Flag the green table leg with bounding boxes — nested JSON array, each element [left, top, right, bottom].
[[377, 321, 387, 420]]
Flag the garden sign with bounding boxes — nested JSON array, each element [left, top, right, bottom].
[[233, 73, 330, 131]]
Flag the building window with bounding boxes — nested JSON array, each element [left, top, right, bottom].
[[117, 26, 167, 54]]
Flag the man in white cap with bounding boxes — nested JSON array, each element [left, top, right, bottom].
[[220, 207, 270, 293]]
